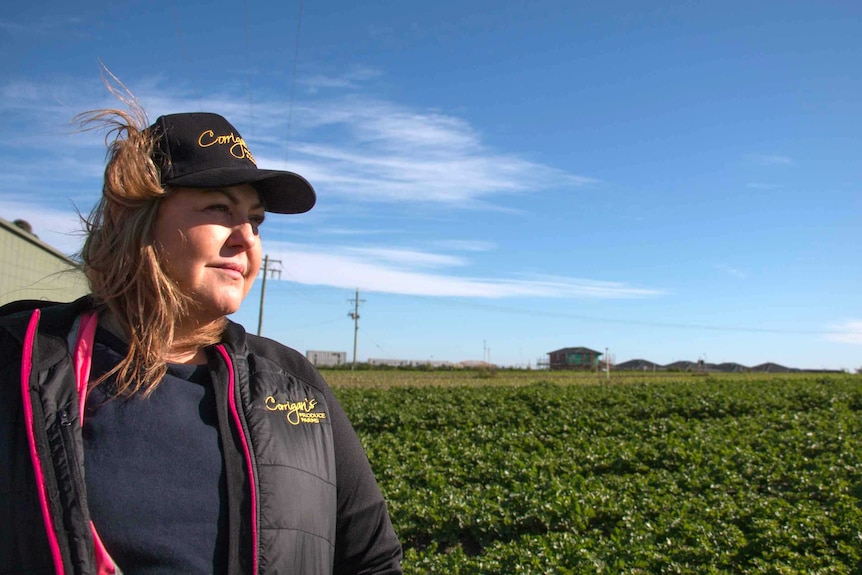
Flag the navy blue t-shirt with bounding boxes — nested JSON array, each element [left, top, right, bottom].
[[82, 328, 228, 574]]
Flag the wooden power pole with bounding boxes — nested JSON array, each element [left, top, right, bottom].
[[347, 288, 365, 370], [257, 255, 281, 336]]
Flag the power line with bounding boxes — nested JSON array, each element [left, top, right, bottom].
[[266, 264, 337, 304], [283, 0, 305, 163], [166, 0, 201, 107], [243, 0, 255, 137], [386, 294, 833, 336], [357, 326, 387, 354], [248, 270, 832, 338]]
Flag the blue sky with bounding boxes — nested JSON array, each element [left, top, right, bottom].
[[2, 1, 860, 370]]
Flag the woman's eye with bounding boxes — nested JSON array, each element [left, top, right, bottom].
[[206, 204, 231, 214], [249, 215, 265, 233]]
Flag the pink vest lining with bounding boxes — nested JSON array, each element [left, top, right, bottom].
[[21, 309, 65, 575], [73, 311, 98, 422], [70, 312, 117, 575], [21, 309, 117, 575], [217, 343, 259, 575]]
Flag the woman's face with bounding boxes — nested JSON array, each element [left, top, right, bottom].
[[152, 184, 265, 325]]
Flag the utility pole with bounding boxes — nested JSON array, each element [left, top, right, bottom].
[[347, 288, 365, 370], [257, 255, 282, 336], [606, 347, 610, 381]]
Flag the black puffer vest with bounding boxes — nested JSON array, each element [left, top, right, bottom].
[[0, 298, 338, 574]]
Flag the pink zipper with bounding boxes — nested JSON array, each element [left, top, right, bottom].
[[217, 344, 259, 574]]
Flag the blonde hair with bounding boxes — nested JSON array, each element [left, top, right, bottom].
[[78, 95, 224, 397]]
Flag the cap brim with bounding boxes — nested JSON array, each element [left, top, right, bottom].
[[165, 167, 316, 214]]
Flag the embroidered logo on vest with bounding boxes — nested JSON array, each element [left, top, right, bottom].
[[265, 396, 327, 425]]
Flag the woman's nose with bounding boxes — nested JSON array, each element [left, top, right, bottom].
[[229, 221, 257, 249]]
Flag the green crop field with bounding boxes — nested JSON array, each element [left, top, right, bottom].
[[324, 370, 862, 574]]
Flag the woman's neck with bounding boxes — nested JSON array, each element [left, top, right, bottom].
[[164, 346, 208, 365], [169, 317, 225, 365], [101, 310, 214, 365], [99, 310, 129, 344]]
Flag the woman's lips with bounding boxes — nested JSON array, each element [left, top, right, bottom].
[[212, 262, 246, 279]]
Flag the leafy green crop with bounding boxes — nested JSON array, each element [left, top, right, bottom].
[[335, 374, 862, 574]]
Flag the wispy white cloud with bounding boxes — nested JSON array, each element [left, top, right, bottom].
[[0, 74, 605, 300], [344, 247, 467, 269], [0, 16, 86, 36], [275, 141, 590, 207], [749, 154, 792, 166], [713, 264, 747, 279], [268, 241, 662, 299], [300, 66, 384, 94], [433, 239, 496, 252], [504, 273, 665, 299], [825, 321, 862, 345], [1, 78, 594, 212], [318, 227, 396, 236], [745, 182, 780, 190], [265, 95, 597, 207], [295, 100, 482, 152]]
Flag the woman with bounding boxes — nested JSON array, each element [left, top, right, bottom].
[[0, 107, 402, 574]]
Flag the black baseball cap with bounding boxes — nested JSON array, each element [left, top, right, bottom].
[[148, 112, 315, 214]]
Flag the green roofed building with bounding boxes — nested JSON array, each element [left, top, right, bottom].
[[0, 217, 89, 306], [547, 347, 603, 370]]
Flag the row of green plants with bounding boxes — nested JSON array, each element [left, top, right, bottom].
[[334, 374, 862, 574]]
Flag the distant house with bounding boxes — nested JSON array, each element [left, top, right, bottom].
[[547, 347, 603, 370], [306, 350, 347, 367]]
